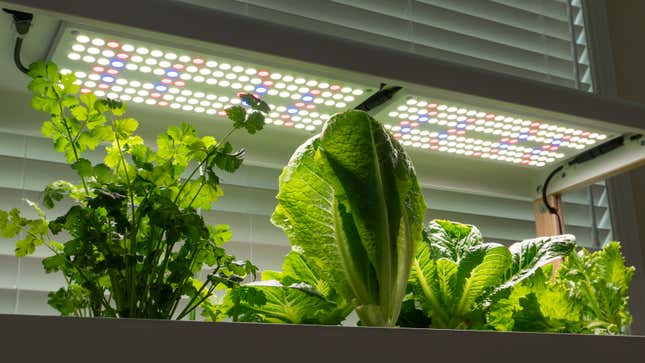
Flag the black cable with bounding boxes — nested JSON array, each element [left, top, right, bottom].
[[540, 134, 632, 236], [13, 37, 29, 74], [542, 165, 564, 235], [3, 8, 33, 75], [354, 84, 402, 111]]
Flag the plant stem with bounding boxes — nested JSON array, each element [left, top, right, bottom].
[[174, 159, 208, 205], [140, 224, 161, 316], [112, 119, 138, 316], [112, 129, 137, 233], [186, 180, 206, 209], [176, 286, 215, 320], [168, 249, 200, 318], [52, 88, 90, 196], [174, 126, 236, 205], [176, 280, 211, 320], [218, 127, 237, 148]]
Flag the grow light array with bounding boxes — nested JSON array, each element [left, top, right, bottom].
[[51, 27, 615, 168], [51, 28, 369, 132], [383, 98, 610, 167]]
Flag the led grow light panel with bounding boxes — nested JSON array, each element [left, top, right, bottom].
[[51, 26, 616, 169], [50, 27, 369, 132], [382, 98, 612, 167]]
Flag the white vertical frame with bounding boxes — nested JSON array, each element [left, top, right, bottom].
[[583, 0, 645, 334]]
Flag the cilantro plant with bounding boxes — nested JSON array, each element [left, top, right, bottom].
[[0, 61, 269, 319]]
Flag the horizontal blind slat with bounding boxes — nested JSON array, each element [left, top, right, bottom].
[[414, 0, 571, 38], [233, 4, 576, 80], [240, 0, 575, 63], [181, 0, 589, 88], [491, 0, 569, 21], [331, 0, 573, 46]]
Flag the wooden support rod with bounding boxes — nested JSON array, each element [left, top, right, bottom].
[[534, 194, 565, 272], [533, 195, 565, 237]]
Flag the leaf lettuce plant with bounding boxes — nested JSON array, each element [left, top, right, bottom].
[[401, 219, 577, 329], [488, 241, 634, 335], [270, 110, 427, 326]]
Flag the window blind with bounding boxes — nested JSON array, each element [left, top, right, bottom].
[[180, 0, 593, 91], [562, 182, 613, 250]]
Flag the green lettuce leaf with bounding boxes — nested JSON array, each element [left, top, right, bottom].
[[409, 239, 512, 329], [487, 242, 633, 334], [425, 219, 483, 261], [221, 249, 352, 325], [491, 234, 577, 299], [557, 241, 634, 334], [271, 136, 358, 301], [487, 265, 582, 333], [228, 280, 345, 324], [271, 110, 426, 326]]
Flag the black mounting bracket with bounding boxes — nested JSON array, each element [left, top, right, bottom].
[[3, 8, 33, 35], [354, 83, 403, 112]]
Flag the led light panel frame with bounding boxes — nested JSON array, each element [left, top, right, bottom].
[[51, 27, 370, 132], [382, 97, 612, 168], [51, 26, 616, 168]]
